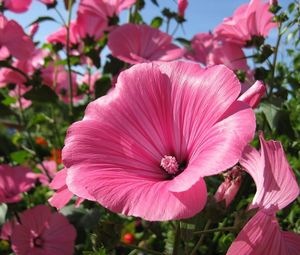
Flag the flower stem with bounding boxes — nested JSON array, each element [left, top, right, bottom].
[[268, 22, 282, 97], [66, 0, 74, 119], [190, 220, 211, 255], [193, 226, 236, 235], [172, 221, 181, 255]]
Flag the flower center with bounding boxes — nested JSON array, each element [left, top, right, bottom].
[[160, 155, 179, 175], [33, 237, 44, 248]]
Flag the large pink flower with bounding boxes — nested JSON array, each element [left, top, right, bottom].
[[0, 15, 35, 60], [215, 0, 277, 46], [227, 134, 300, 255], [1, 0, 32, 13], [108, 24, 185, 64], [0, 165, 36, 203], [62, 61, 255, 221], [11, 205, 76, 255]]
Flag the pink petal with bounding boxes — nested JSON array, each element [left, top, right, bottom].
[[238, 80, 266, 108], [4, 0, 32, 13], [48, 186, 74, 209], [226, 211, 299, 255], [108, 24, 184, 64], [240, 134, 300, 212]]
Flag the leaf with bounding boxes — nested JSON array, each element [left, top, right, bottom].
[[151, 17, 163, 28], [94, 76, 112, 99], [28, 16, 57, 27], [27, 113, 53, 128], [10, 150, 31, 164], [0, 203, 7, 225], [175, 37, 191, 47], [23, 86, 58, 103], [150, 0, 159, 6], [261, 102, 281, 131]]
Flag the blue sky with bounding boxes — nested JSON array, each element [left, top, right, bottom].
[[5, 0, 291, 43]]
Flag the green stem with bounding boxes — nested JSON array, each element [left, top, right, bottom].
[[193, 226, 236, 235], [268, 22, 282, 97], [172, 221, 181, 255], [54, 7, 66, 26], [190, 220, 211, 255], [120, 243, 162, 255], [66, 0, 74, 119]]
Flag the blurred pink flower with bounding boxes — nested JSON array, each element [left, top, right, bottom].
[[62, 62, 255, 221], [29, 22, 39, 37], [49, 168, 85, 209], [11, 205, 76, 255], [0, 220, 15, 240], [178, 0, 188, 17], [108, 24, 185, 64], [227, 134, 300, 255], [41, 63, 79, 103], [238, 80, 266, 108], [214, 166, 242, 207], [0, 165, 36, 203], [81, 71, 101, 92], [9, 84, 32, 109], [0, 15, 35, 60], [78, 0, 136, 19], [215, 0, 277, 46], [37, 160, 58, 185], [1, 0, 32, 13]]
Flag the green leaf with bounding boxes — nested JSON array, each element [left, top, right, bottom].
[[150, 0, 159, 6], [1, 96, 17, 106], [27, 113, 53, 128], [94, 76, 111, 99], [261, 102, 281, 131], [175, 37, 191, 47], [28, 16, 57, 27], [151, 17, 163, 28], [23, 86, 58, 103], [10, 150, 31, 164]]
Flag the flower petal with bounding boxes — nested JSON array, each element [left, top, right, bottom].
[[240, 134, 300, 211]]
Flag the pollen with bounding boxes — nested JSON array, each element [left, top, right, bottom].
[[160, 155, 179, 175]]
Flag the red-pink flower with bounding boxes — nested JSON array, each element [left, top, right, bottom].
[[0, 165, 36, 203], [214, 166, 242, 207], [78, 0, 136, 19], [0, 15, 35, 60], [227, 134, 300, 255], [215, 0, 277, 46], [11, 205, 76, 255], [49, 168, 85, 209], [62, 62, 255, 221], [37, 160, 58, 185], [1, 0, 32, 13], [178, 0, 188, 17], [108, 24, 185, 64]]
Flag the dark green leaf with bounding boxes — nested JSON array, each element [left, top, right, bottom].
[[28, 16, 57, 27], [23, 86, 58, 103], [94, 76, 111, 99], [10, 150, 31, 164]]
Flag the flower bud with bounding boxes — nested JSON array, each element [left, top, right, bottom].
[[215, 166, 242, 207]]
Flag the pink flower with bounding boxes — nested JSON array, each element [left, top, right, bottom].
[[215, 0, 277, 46], [49, 168, 85, 209], [11, 205, 76, 255], [37, 160, 58, 185], [178, 0, 188, 17], [78, 0, 136, 19], [80, 71, 101, 92], [108, 24, 185, 64], [238, 80, 266, 108], [214, 166, 242, 207], [41, 63, 79, 103], [9, 84, 32, 109], [227, 134, 300, 255], [1, 0, 32, 13], [0, 15, 35, 60], [62, 62, 256, 221], [0, 165, 36, 203], [0, 220, 15, 240], [29, 23, 39, 37]]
